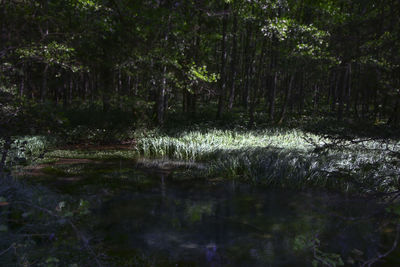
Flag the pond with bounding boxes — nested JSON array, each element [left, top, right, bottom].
[[28, 159, 400, 266]]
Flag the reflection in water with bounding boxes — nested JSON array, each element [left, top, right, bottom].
[[38, 161, 400, 266], [206, 243, 220, 266]]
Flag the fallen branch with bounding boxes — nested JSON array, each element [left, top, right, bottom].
[[362, 223, 400, 267]]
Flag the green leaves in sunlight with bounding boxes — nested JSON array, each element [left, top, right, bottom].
[[262, 18, 331, 60], [188, 63, 219, 84], [16, 42, 83, 72]]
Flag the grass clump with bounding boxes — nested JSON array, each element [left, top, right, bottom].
[[134, 128, 317, 160], [46, 149, 138, 161]]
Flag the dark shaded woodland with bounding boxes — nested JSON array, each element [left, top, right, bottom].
[[1, 0, 400, 128]]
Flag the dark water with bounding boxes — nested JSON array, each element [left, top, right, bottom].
[[38, 160, 400, 266]]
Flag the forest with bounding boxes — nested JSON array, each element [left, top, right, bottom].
[[1, 0, 400, 266]]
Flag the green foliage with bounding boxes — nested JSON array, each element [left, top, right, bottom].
[[188, 63, 219, 84], [1, 136, 53, 169], [16, 42, 82, 72]]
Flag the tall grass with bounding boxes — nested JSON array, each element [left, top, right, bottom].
[[133, 128, 400, 193], [134, 129, 317, 160], [45, 128, 400, 194]]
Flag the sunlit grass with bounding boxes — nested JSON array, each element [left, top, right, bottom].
[[134, 129, 318, 160], [32, 128, 400, 194], [47, 149, 138, 160], [133, 128, 400, 193]]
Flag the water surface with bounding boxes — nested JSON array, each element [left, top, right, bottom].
[[33, 159, 400, 266]]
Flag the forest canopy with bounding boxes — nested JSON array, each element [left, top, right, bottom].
[[1, 0, 400, 129]]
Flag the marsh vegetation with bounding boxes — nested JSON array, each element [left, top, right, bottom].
[[1, 122, 400, 266]]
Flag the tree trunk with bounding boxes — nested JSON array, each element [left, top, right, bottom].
[[249, 38, 265, 127], [278, 74, 294, 124], [388, 92, 400, 125], [228, 10, 238, 111], [157, 64, 167, 125], [41, 64, 48, 103], [216, 3, 228, 119], [101, 69, 111, 113], [269, 72, 278, 121], [338, 64, 350, 121], [346, 63, 352, 113]]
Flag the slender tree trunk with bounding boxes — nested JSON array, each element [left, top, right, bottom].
[[41, 64, 48, 103], [216, 4, 228, 119], [157, 65, 166, 125], [0, 137, 12, 174], [242, 22, 253, 111], [338, 64, 350, 121], [388, 93, 400, 125], [346, 63, 352, 113], [63, 79, 68, 108], [182, 88, 187, 113], [298, 72, 304, 114], [269, 72, 278, 121], [330, 70, 337, 112], [249, 38, 265, 127], [228, 10, 238, 111], [313, 84, 319, 114], [19, 73, 24, 98], [101, 69, 111, 112], [278, 74, 294, 124], [83, 73, 88, 102]]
